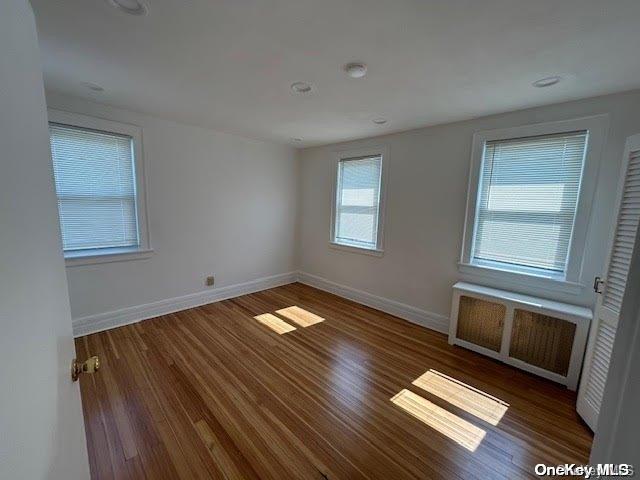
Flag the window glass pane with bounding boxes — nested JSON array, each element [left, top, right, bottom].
[[473, 132, 587, 273], [49, 124, 139, 251], [335, 155, 382, 249]]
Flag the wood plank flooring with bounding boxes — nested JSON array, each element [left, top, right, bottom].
[[76, 282, 593, 479]]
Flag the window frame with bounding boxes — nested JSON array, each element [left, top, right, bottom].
[[47, 109, 152, 267], [329, 146, 389, 256], [459, 115, 608, 295]]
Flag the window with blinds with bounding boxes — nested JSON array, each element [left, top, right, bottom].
[[472, 131, 588, 275], [49, 123, 140, 252], [333, 155, 383, 250]]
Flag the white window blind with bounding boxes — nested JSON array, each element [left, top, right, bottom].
[[472, 131, 588, 274], [334, 155, 382, 249], [49, 123, 139, 252]]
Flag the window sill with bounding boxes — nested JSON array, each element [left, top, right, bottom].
[[458, 262, 584, 296], [329, 242, 384, 257], [65, 247, 154, 267]]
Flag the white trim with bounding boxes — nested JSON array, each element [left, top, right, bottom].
[[73, 270, 450, 338], [328, 241, 384, 257], [453, 337, 503, 361], [65, 247, 154, 267], [297, 271, 449, 334], [330, 145, 389, 254], [451, 281, 592, 323], [72, 272, 297, 337], [459, 115, 609, 295], [47, 108, 153, 267], [458, 262, 584, 296], [505, 357, 569, 385]]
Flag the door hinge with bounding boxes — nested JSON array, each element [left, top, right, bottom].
[[593, 276, 605, 294], [71, 355, 100, 382]]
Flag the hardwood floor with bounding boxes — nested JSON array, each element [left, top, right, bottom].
[[76, 282, 593, 479]]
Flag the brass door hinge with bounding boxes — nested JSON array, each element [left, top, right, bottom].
[[71, 356, 100, 382]]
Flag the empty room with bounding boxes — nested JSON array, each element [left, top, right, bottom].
[[2, 0, 640, 478]]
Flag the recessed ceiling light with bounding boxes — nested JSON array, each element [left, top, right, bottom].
[[106, 0, 148, 16], [290, 82, 313, 94], [344, 62, 367, 78], [82, 82, 104, 92], [372, 118, 387, 125], [533, 76, 562, 88], [292, 138, 303, 142]]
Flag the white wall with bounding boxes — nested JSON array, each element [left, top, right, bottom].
[[45, 93, 298, 325], [0, 1, 89, 478], [298, 90, 640, 324], [48, 88, 640, 333]]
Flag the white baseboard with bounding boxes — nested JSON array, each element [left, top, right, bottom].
[[73, 270, 449, 337], [297, 271, 449, 334], [72, 272, 298, 337]]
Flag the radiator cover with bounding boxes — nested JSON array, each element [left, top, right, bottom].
[[449, 282, 591, 390]]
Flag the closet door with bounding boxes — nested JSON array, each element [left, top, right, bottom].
[[577, 134, 640, 430]]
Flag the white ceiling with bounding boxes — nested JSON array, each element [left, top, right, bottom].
[[31, 0, 640, 147]]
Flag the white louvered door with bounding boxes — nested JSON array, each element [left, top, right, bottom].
[[577, 134, 640, 431]]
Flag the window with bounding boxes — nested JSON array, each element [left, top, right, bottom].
[[50, 124, 138, 251], [48, 110, 151, 266], [460, 116, 607, 293], [474, 132, 587, 274], [331, 148, 387, 254]]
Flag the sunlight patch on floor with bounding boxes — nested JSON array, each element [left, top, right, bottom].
[[254, 313, 296, 334], [391, 389, 486, 452], [276, 306, 324, 327], [412, 370, 509, 426]]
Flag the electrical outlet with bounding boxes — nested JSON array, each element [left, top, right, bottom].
[[205, 275, 215, 287]]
